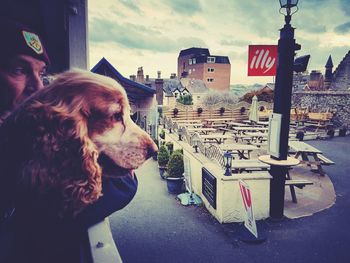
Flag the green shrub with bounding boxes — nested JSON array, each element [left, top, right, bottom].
[[157, 145, 170, 167], [165, 151, 184, 178]]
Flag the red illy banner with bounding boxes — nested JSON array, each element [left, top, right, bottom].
[[248, 45, 277, 76]]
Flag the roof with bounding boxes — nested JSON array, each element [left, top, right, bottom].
[[90, 58, 155, 96], [193, 55, 230, 64], [179, 47, 210, 57], [262, 83, 275, 91], [180, 78, 208, 94], [325, 55, 333, 68], [163, 79, 183, 96]]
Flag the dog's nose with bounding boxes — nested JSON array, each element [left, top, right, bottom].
[[146, 141, 158, 159]]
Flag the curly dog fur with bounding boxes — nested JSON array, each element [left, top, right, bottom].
[[0, 70, 157, 217]]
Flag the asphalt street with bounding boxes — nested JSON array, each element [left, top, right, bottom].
[[110, 136, 350, 263]]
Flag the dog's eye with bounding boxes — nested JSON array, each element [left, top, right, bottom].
[[113, 112, 123, 122]]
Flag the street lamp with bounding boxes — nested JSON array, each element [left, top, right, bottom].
[[268, 0, 301, 220], [223, 151, 233, 176], [192, 136, 199, 153], [178, 127, 184, 141]]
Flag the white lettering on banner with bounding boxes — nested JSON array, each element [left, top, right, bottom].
[[249, 49, 276, 74]]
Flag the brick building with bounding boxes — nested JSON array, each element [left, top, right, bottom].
[[177, 47, 231, 92]]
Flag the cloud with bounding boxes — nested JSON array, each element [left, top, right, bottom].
[[165, 0, 202, 15], [340, 0, 350, 16], [221, 39, 250, 47], [334, 22, 350, 34], [119, 0, 142, 14], [89, 18, 206, 52]]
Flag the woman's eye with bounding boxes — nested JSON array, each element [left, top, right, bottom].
[[114, 112, 123, 122]]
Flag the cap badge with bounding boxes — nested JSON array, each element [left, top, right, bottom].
[[22, 30, 43, 54]]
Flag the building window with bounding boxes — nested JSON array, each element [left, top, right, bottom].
[[207, 57, 215, 63], [189, 59, 192, 65], [189, 69, 192, 74], [193, 68, 195, 72], [207, 68, 214, 72], [207, 78, 214, 82]]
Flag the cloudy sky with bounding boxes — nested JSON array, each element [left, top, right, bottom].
[[88, 0, 350, 85]]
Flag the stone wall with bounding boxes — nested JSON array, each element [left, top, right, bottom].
[[292, 91, 350, 127]]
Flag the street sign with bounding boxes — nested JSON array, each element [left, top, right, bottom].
[[239, 180, 258, 238], [248, 45, 277, 76]]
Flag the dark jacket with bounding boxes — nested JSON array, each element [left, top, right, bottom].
[[3, 173, 138, 263]]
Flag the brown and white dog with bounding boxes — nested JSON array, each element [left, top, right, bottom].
[[0, 70, 158, 216]]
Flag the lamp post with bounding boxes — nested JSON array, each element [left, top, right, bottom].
[[192, 136, 199, 153], [223, 151, 233, 176], [178, 127, 184, 141], [269, 0, 300, 220]]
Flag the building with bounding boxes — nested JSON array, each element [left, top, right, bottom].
[[132, 67, 209, 107], [308, 70, 324, 90], [177, 47, 231, 92], [330, 50, 350, 90], [91, 58, 157, 137]]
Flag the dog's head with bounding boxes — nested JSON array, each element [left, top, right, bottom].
[[0, 70, 157, 215]]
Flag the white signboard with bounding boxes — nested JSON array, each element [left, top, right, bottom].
[[268, 113, 282, 158], [239, 180, 258, 238]]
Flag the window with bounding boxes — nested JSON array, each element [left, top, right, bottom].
[[207, 56, 215, 63], [189, 69, 192, 74], [207, 78, 214, 82], [207, 68, 214, 72], [193, 68, 195, 72], [189, 59, 192, 65]]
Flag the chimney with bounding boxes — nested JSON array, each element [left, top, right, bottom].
[[146, 75, 149, 82], [137, 67, 144, 83], [155, 71, 163, 105], [130, 75, 136, 81]]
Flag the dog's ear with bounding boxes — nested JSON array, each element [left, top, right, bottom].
[[13, 103, 103, 216]]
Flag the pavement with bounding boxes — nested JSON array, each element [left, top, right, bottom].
[[109, 136, 350, 263]]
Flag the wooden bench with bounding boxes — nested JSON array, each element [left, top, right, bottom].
[[285, 179, 313, 203], [316, 154, 335, 166]]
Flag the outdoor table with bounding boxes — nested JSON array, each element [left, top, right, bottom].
[[288, 141, 325, 176], [199, 134, 232, 144], [231, 159, 270, 173], [219, 143, 258, 159], [258, 155, 300, 215], [203, 118, 233, 127], [245, 132, 268, 143], [179, 123, 203, 128], [232, 126, 269, 135], [225, 121, 250, 128], [187, 127, 216, 135]]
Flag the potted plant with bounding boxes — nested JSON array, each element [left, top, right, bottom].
[[164, 150, 185, 194], [219, 107, 225, 116], [165, 141, 174, 155], [157, 145, 170, 179], [197, 107, 203, 116]]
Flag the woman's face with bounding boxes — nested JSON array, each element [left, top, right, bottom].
[[0, 54, 47, 113]]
